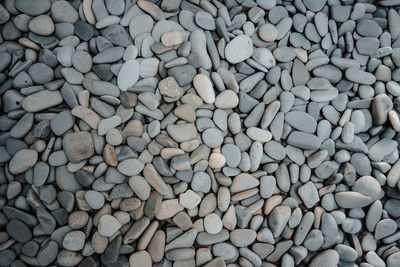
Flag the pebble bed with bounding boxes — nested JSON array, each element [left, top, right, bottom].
[[1, 0, 400, 266]]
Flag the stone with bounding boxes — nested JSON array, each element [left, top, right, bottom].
[[98, 215, 122, 237], [62, 132, 94, 163], [28, 15, 54, 36], [225, 35, 253, 64], [22, 90, 62, 112], [9, 149, 38, 175], [118, 59, 140, 91], [62, 231, 86, 251], [204, 213, 222, 234], [193, 74, 215, 104]]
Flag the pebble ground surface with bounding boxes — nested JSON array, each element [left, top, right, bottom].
[[1, 0, 400, 266]]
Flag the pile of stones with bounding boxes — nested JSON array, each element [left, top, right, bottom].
[[0, 0, 400, 266]]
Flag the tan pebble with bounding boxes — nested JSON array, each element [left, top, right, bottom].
[[222, 205, 237, 230], [62, 132, 94, 163], [258, 23, 278, 42], [180, 139, 200, 152], [103, 144, 118, 166], [137, 0, 165, 21], [389, 110, 400, 131], [161, 31, 185, 46], [208, 152, 226, 168], [174, 104, 196, 122], [204, 213, 223, 234], [181, 93, 203, 109], [156, 134, 179, 148], [156, 199, 184, 220], [172, 211, 193, 231], [71, 106, 100, 129], [193, 218, 205, 232], [92, 231, 108, 254], [120, 198, 141, 211], [129, 250, 152, 267], [193, 74, 215, 104], [148, 230, 165, 262], [93, 204, 112, 226], [137, 221, 159, 250], [83, 0, 96, 25], [160, 148, 185, 160], [264, 195, 283, 215], [231, 188, 259, 201], [217, 187, 230, 212], [230, 173, 260, 193], [69, 211, 89, 229], [122, 120, 143, 141]]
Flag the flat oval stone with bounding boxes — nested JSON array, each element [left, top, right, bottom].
[[22, 90, 62, 112], [16, 0, 51, 16], [6, 219, 32, 243], [117, 59, 140, 91], [28, 15, 54, 36], [225, 35, 253, 64], [51, 0, 79, 23], [345, 68, 376, 85], [287, 131, 321, 150], [62, 231, 85, 251], [335, 191, 372, 209], [215, 90, 239, 109], [285, 111, 317, 133], [28, 63, 54, 84], [202, 128, 223, 148], [9, 149, 38, 175], [193, 74, 215, 104], [273, 46, 296, 62]]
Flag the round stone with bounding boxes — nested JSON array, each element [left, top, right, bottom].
[[258, 24, 278, 42], [71, 51, 92, 73], [28, 15, 54, 36], [98, 215, 122, 237], [204, 213, 223, 234], [129, 251, 152, 267], [85, 190, 105, 210], [225, 35, 253, 64], [62, 231, 86, 251], [202, 128, 223, 148]]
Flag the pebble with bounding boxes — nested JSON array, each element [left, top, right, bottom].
[[22, 90, 62, 112], [9, 149, 38, 175], [225, 35, 253, 64], [118, 59, 140, 91], [62, 132, 94, 163], [28, 15, 54, 36], [98, 215, 122, 237], [193, 74, 215, 104], [204, 213, 222, 234]]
